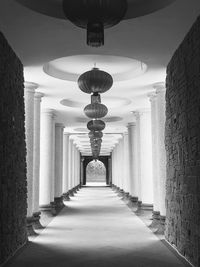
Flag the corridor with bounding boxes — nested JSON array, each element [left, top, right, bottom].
[[7, 187, 189, 267]]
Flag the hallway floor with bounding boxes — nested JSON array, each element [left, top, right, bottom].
[[8, 187, 190, 267]]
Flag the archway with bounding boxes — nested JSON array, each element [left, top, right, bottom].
[[86, 160, 106, 186]]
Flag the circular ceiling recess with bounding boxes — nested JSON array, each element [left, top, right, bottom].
[[60, 96, 131, 109], [44, 55, 147, 82], [74, 128, 88, 132], [15, 0, 176, 20], [104, 116, 123, 123]]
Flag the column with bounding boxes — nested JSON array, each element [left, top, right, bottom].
[[32, 91, 44, 229], [139, 110, 153, 208], [108, 157, 112, 185], [123, 132, 130, 199], [24, 82, 36, 235], [155, 83, 167, 228], [39, 109, 55, 214], [132, 111, 142, 204], [68, 137, 74, 195], [62, 132, 70, 200], [80, 157, 84, 186], [148, 92, 160, 226], [54, 123, 64, 208], [51, 114, 56, 205], [111, 149, 115, 187], [77, 149, 81, 187], [118, 138, 124, 195], [127, 122, 139, 207], [71, 142, 75, 190]]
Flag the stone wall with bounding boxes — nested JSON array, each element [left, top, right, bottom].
[[0, 32, 27, 265], [165, 16, 200, 267]]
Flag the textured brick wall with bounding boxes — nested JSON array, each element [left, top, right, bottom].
[[165, 16, 200, 267], [0, 32, 27, 265]]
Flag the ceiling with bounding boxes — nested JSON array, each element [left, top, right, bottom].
[[0, 0, 200, 155]]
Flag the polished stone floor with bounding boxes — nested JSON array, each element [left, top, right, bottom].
[[7, 187, 190, 267]]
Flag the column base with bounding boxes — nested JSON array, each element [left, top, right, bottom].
[[50, 201, 57, 215], [135, 202, 153, 215], [149, 211, 160, 229], [115, 186, 120, 193], [111, 184, 116, 190], [135, 200, 142, 214], [154, 215, 166, 235], [141, 203, 153, 211], [118, 189, 124, 197], [54, 197, 64, 211], [76, 185, 80, 191], [26, 216, 38, 236], [127, 196, 138, 211], [62, 192, 70, 201], [40, 203, 56, 216], [69, 189, 74, 197], [32, 211, 44, 230], [122, 192, 130, 203]]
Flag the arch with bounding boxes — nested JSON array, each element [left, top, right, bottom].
[[82, 156, 111, 185], [86, 160, 106, 184]]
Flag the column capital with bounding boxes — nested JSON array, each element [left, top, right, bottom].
[[24, 81, 38, 92], [127, 122, 136, 128], [131, 111, 140, 119], [147, 91, 157, 102], [55, 123, 65, 129], [34, 92, 44, 99], [153, 82, 166, 93], [64, 132, 70, 136], [42, 108, 56, 117]]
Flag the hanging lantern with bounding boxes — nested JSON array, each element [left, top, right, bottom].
[[78, 68, 113, 94], [91, 93, 101, 104], [87, 119, 105, 132], [90, 138, 102, 144], [88, 131, 103, 139], [63, 0, 127, 47], [84, 103, 108, 119]]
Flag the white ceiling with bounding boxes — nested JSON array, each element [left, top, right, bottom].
[[0, 0, 200, 155]]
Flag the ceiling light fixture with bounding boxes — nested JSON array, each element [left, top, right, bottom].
[[78, 67, 113, 94], [63, 0, 127, 47]]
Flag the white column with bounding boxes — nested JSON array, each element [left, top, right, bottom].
[[39, 109, 55, 207], [123, 132, 130, 193], [80, 157, 84, 185], [108, 157, 112, 185], [77, 150, 81, 185], [74, 145, 77, 186], [155, 83, 167, 216], [54, 123, 64, 199], [148, 92, 160, 212], [138, 110, 153, 205], [32, 92, 44, 214], [118, 139, 123, 189], [111, 150, 115, 185], [63, 132, 69, 193], [24, 82, 36, 218], [71, 142, 75, 188], [68, 137, 73, 190], [132, 112, 142, 201], [51, 115, 56, 202], [127, 122, 138, 197]]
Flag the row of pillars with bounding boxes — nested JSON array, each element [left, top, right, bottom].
[[24, 82, 81, 235], [111, 83, 166, 233]]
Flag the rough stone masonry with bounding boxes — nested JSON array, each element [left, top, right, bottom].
[[0, 32, 27, 265], [165, 16, 200, 267]]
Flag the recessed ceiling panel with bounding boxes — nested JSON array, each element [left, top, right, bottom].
[[60, 96, 131, 109], [15, 0, 176, 20], [44, 55, 147, 82]]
